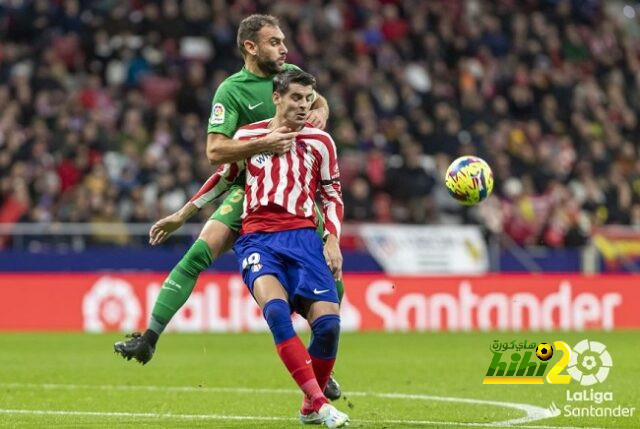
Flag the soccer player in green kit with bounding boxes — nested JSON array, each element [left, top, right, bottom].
[[114, 14, 344, 400]]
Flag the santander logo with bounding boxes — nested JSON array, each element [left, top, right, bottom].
[[79, 275, 624, 332], [364, 280, 622, 331]]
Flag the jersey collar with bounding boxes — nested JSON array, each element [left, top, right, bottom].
[[242, 66, 275, 80]]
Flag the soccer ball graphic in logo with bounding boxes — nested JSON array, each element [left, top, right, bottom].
[[445, 156, 494, 206], [566, 340, 612, 386], [536, 343, 554, 361]]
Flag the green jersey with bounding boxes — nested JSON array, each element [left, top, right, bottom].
[[207, 63, 300, 137]]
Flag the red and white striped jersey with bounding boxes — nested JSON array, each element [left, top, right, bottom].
[[190, 120, 344, 237]]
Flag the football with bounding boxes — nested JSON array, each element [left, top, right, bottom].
[[536, 343, 554, 361], [445, 156, 494, 206]]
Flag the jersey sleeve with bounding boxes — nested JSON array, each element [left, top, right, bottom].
[[318, 134, 344, 238], [207, 82, 240, 137], [190, 161, 245, 208]]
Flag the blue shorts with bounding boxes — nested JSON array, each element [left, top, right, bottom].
[[233, 228, 339, 314]]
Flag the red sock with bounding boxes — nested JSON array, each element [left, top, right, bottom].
[[301, 356, 336, 414], [276, 336, 328, 412], [311, 355, 336, 391], [301, 396, 315, 415]]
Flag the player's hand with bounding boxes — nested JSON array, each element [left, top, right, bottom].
[[263, 126, 298, 155], [149, 212, 186, 245], [323, 234, 343, 280], [307, 107, 328, 129]]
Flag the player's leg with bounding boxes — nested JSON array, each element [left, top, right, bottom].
[[234, 233, 333, 417], [283, 228, 349, 426], [313, 204, 343, 400], [304, 300, 348, 427], [254, 276, 329, 412], [252, 275, 346, 428], [147, 219, 235, 334], [306, 301, 341, 394], [298, 299, 345, 424], [114, 187, 244, 364]]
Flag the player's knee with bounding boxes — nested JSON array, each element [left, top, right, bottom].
[[199, 220, 233, 258], [309, 314, 340, 359], [262, 299, 295, 344]]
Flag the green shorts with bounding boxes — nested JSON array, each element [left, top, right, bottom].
[[210, 185, 245, 232], [210, 185, 326, 237]]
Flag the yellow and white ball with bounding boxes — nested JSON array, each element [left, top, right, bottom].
[[445, 156, 494, 206]]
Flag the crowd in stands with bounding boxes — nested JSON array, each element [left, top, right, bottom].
[[1, 0, 640, 248]]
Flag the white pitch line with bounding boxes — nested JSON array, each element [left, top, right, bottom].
[[0, 408, 602, 429], [0, 382, 601, 428], [0, 382, 300, 396], [0, 409, 291, 422]]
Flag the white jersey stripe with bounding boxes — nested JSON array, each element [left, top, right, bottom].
[[248, 167, 259, 212], [274, 154, 289, 206], [259, 155, 274, 206], [302, 146, 314, 217], [287, 147, 302, 214]]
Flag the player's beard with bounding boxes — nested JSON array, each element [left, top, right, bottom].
[[256, 55, 281, 76]]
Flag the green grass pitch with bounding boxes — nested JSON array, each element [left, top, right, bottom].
[[0, 331, 638, 428]]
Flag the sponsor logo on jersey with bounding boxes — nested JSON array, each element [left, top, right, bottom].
[[252, 151, 274, 167]]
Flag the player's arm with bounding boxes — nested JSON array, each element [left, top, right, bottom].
[[318, 134, 344, 279], [148, 162, 244, 245], [149, 201, 199, 246], [205, 83, 298, 164], [190, 162, 244, 209], [307, 92, 330, 129], [207, 129, 297, 164]]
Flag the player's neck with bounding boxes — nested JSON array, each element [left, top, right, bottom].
[[244, 60, 270, 78], [270, 116, 303, 132]]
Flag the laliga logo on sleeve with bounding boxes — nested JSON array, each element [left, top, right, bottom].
[[209, 103, 225, 125], [82, 276, 142, 332], [567, 339, 612, 386]]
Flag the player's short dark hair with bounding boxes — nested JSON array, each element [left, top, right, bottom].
[[237, 14, 280, 57], [273, 70, 317, 95]]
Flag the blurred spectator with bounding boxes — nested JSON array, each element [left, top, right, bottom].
[[343, 175, 375, 221], [1, 0, 640, 249]]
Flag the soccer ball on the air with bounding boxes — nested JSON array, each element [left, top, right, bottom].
[[444, 156, 494, 206], [536, 343, 554, 361]]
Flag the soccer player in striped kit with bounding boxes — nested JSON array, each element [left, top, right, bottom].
[[188, 69, 348, 427], [114, 14, 343, 401]]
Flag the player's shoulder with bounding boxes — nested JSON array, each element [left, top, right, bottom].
[[223, 69, 247, 83], [300, 125, 334, 143], [234, 119, 272, 138], [216, 70, 247, 93], [300, 126, 337, 155]]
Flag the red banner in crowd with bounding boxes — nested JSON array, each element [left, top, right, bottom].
[[0, 273, 638, 332]]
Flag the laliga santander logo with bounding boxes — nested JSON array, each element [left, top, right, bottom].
[[82, 276, 142, 332], [567, 339, 613, 386]]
